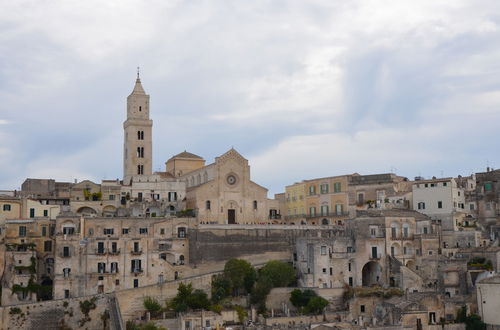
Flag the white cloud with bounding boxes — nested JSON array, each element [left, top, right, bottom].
[[0, 0, 500, 191]]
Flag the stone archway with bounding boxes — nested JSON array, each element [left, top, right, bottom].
[[406, 260, 416, 271], [362, 261, 383, 286], [76, 206, 97, 216]]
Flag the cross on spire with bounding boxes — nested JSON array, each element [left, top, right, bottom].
[[137, 66, 140, 79]]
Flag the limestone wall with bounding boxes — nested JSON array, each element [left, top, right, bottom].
[[0, 294, 111, 330], [189, 226, 337, 264]]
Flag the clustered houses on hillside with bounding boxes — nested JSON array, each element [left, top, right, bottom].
[[0, 75, 499, 329]]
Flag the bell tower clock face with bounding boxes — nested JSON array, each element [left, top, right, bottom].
[[226, 174, 237, 185]]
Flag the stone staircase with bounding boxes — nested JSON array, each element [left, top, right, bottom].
[[109, 295, 124, 330]]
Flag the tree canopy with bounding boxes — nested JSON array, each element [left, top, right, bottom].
[[259, 260, 296, 287], [223, 259, 256, 295]]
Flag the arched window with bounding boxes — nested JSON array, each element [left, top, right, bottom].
[[253, 200, 258, 210], [63, 268, 71, 278], [206, 200, 211, 210], [322, 218, 329, 225], [179, 255, 185, 265]]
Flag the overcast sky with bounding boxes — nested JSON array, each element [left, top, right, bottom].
[[1, 1, 500, 195]]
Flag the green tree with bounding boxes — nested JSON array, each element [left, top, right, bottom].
[[187, 289, 210, 310], [211, 275, 231, 303], [170, 282, 193, 312], [223, 259, 256, 295], [143, 297, 162, 318], [290, 289, 317, 308], [250, 276, 273, 312], [304, 296, 328, 315], [259, 261, 296, 287], [170, 283, 210, 312]]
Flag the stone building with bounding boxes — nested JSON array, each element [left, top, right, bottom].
[[285, 175, 351, 226], [476, 274, 500, 328], [53, 215, 196, 299], [0, 195, 22, 220], [348, 173, 412, 211], [295, 210, 443, 293], [179, 148, 273, 224], [1, 217, 56, 305], [474, 168, 500, 230]]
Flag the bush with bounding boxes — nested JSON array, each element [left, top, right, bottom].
[[211, 275, 231, 303], [170, 283, 210, 312], [304, 296, 328, 315], [143, 297, 162, 317], [290, 289, 317, 308], [209, 304, 223, 314], [233, 305, 248, 324]]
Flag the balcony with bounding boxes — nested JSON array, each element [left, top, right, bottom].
[[369, 253, 382, 260], [95, 249, 107, 255], [108, 249, 121, 255], [306, 212, 350, 219], [59, 253, 71, 258], [131, 268, 143, 274], [269, 215, 282, 220], [130, 249, 143, 255]]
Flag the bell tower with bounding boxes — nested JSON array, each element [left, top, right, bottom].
[[123, 69, 153, 184]]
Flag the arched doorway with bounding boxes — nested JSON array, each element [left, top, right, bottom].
[[362, 261, 383, 286]]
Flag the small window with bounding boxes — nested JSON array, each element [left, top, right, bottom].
[[109, 195, 115, 200], [438, 201, 442, 209], [2, 204, 11, 211], [63, 246, 70, 257], [134, 279, 139, 288], [43, 210, 48, 217], [42, 226, 47, 237], [253, 200, 258, 210], [19, 226, 27, 237], [206, 200, 211, 210], [29, 208, 35, 218], [360, 305, 365, 313], [104, 228, 114, 235], [139, 228, 148, 234], [322, 268, 327, 273], [64, 290, 70, 298], [320, 246, 327, 255], [122, 228, 129, 235], [320, 183, 329, 194], [484, 183, 492, 192], [333, 182, 341, 193], [443, 182, 447, 186], [160, 228, 165, 235]]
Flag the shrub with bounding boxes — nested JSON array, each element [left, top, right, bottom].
[[143, 297, 162, 317], [304, 296, 328, 315]]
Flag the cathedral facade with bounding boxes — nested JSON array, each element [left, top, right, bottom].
[[122, 74, 281, 224]]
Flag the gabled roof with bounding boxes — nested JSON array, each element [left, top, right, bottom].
[[171, 151, 204, 160]]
